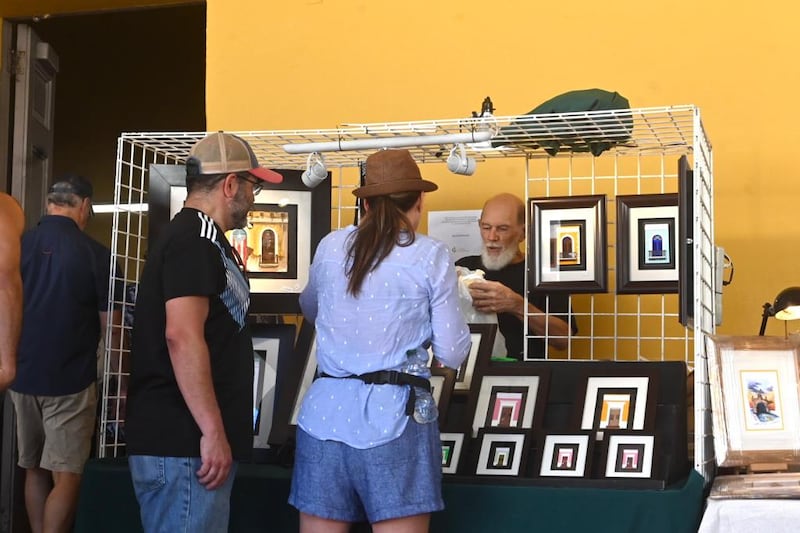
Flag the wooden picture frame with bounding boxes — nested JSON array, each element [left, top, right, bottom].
[[602, 432, 656, 478], [250, 324, 296, 460], [616, 193, 679, 294], [576, 369, 658, 438], [440, 432, 466, 475], [474, 428, 531, 477], [147, 165, 331, 314], [268, 320, 317, 446], [538, 432, 593, 478], [706, 335, 800, 467], [678, 155, 695, 327], [467, 365, 550, 438], [528, 194, 607, 293], [433, 323, 497, 393]]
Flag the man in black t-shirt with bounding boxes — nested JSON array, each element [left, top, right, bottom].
[[126, 132, 283, 533], [456, 193, 577, 359]]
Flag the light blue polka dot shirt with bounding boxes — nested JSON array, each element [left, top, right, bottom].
[[297, 225, 471, 449]]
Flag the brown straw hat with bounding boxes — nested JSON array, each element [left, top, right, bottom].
[[352, 149, 438, 198]]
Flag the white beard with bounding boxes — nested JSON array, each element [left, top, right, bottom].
[[481, 244, 518, 271]]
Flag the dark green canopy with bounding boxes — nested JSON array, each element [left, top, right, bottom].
[[492, 88, 632, 156]]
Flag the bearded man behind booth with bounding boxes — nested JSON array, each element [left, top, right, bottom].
[[456, 193, 577, 359]]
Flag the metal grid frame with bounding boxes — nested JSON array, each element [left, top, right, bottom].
[[101, 104, 715, 482]]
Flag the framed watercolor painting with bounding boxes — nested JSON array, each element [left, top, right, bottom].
[[576, 370, 657, 438], [528, 195, 607, 293], [616, 193, 679, 294], [706, 335, 800, 467]]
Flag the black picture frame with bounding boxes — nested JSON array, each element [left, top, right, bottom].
[[440, 432, 467, 475], [616, 193, 679, 294], [250, 323, 296, 460], [537, 432, 593, 478], [600, 432, 657, 479], [574, 367, 659, 439], [430, 366, 457, 429], [678, 155, 695, 327], [268, 319, 317, 446], [474, 428, 532, 477], [147, 165, 331, 315], [433, 323, 497, 393], [529, 194, 607, 293], [466, 364, 550, 438]]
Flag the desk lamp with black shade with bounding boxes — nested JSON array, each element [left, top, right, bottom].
[[758, 286, 800, 337]]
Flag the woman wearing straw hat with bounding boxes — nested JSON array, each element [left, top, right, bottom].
[[289, 149, 471, 532]]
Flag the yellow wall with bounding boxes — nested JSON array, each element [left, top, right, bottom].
[[205, 0, 800, 338]]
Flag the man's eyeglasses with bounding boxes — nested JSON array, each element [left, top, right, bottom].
[[237, 173, 263, 196]]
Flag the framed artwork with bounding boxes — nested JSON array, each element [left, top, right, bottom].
[[147, 165, 331, 314], [678, 155, 695, 327], [440, 432, 466, 475], [528, 195, 607, 293], [251, 324, 296, 451], [474, 428, 530, 476], [603, 433, 655, 478], [268, 320, 318, 446], [616, 193, 679, 294], [433, 323, 497, 392], [706, 335, 800, 467], [577, 372, 657, 437], [468, 366, 550, 437], [538, 433, 592, 478], [430, 367, 457, 427]]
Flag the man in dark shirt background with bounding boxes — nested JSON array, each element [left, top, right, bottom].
[[457, 193, 577, 359], [10, 174, 121, 533]]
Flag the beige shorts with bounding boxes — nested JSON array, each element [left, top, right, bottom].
[[9, 383, 98, 474]]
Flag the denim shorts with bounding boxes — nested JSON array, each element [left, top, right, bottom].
[[128, 455, 237, 533], [289, 419, 444, 523]]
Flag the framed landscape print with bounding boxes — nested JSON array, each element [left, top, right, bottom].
[[440, 432, 466, 475], [538, 433, 592, 478], [616, 193, 680, 294], [468, 366, 550, 437], [603, 433, 655, 478], [706, 335, 800, 467], [148, 165, 331, 314], [528, 195, 607, 293], [474, 428, 531, 477]]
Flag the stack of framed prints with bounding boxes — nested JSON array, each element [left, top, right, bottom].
[[706, 335, 800, 468], [440, 360, 688, 489]]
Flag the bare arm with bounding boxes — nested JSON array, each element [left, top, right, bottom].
[[0, 195, 24, 390], [468, 280, 571, 351], [165, 295, 232, 490]]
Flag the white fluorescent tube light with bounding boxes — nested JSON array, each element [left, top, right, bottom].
[[92, 203, 148, 214], [282, 131, 492, 154]]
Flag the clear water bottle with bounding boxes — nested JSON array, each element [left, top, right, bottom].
[[405, 348, 438, 424]]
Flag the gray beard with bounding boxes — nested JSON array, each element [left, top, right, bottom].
[[481, 245, 517, 271]]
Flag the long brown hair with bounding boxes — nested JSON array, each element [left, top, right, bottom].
[[346, 191, 421, 296]]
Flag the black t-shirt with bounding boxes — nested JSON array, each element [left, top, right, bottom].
[[126, 208, 254, 460], [456, 255, 577, 359]]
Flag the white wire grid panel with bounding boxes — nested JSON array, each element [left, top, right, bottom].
[[101, 105, 715, 482]]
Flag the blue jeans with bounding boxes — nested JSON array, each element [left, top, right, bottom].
[[128, 455, 237, 533]]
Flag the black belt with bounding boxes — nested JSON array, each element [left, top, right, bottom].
[[319, 370, 431, 416]]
